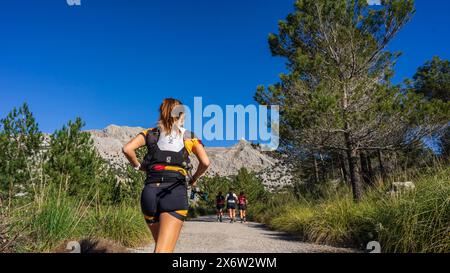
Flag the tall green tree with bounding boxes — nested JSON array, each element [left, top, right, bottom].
[[233, 168, 267, 202], [409, 56, 450, 156], [411, 56, 450, 102], [0, 103, 42, 203], [44, 118, 114, 199], [255, 0, 449, 201]]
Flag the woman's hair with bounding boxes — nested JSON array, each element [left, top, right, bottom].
[[218, 191, 222, 195], [158, 98, 184, 134], [240, 191, 244, 196]]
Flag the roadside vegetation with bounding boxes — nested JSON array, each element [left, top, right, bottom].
[[246, 0, 449, 253], [0, 105, 149, 252], [192, 162, 449, 253], [1, 0, 449, 254], [193, 0, 450, 253], [250, 163, 449, 253]]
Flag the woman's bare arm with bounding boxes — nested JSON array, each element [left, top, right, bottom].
[[122, 134, 146, 168], [191, 143, 210, 186]]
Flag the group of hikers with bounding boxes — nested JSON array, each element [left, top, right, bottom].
[[215, 189, 248, 223]]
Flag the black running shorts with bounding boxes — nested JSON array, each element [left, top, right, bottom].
[[227, 203, 236, 210], [238, 204, 247, 211], [140, 180, 189, 224], [216, 204, 225, 211]]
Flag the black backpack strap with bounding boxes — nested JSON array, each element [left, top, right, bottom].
[[140, 127, 160, 146]]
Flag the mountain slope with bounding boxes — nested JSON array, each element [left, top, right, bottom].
[[88, 125, 292, 189]]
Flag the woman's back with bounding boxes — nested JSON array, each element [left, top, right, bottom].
[[238, 195, 247, 205], [122, 98, 210, 253], [156, 125, 186, 152], [140, 126, 201, 177]]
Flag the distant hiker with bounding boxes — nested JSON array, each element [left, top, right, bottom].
[[123, 98, 210, 253], [225, 188, 238, 223], [238, 191, 248, 223], [190, 187, 208, 201], [215, 191, 225, 222]]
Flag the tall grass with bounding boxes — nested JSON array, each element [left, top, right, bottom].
[[9, 185, 151, 252], [250, 164, 450, 253], [374, 165, 450, 252], [83, 203, 151, 248]]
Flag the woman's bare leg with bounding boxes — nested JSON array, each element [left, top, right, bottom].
[[154, 213, 184, 253]]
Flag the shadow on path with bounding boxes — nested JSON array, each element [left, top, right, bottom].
[[188, 215, 303, 242], [137, 215, 357, 253], [247, 223, 304, 242], [187, 215, 219, 223]]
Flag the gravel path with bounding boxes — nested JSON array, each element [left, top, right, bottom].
[[135, 215, 354, 253]]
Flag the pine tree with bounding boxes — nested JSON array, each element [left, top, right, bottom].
[[412, 56, 450, 102], [0, 103, 43, 204], [44, 118, 115, 200], [409, 56, 450, 157], [233, 168, 267, 203], [255, 0, 449, 201]]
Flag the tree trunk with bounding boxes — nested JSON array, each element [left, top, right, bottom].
[[377, 149, 385, 182], [319, 152, 326, 182], [331, 153, 336, 180], [342, 84, 362, 201], [313, 153, 319, 184], [8, 180, 13, 210], [345, 133, 362, 202], [367, 154, 374, 184], [339, 152, 349, 185], [360, 151, 371, 185]]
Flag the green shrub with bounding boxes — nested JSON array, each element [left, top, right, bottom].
[[0, 103, 42, 204], [0, 105, 150, 253], [9, 185, 151, 252], [83, 203, 151, 248], [195, 168, 269, 217], [374, 166, 450, 252], [253, 164, 450, 253], [12, 187, 87, 252], [44, 118, 117, 202]]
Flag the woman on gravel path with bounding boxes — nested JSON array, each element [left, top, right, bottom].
[[123, 98, 210, 253]]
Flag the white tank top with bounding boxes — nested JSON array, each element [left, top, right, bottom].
[[157, 125, 186, 152]]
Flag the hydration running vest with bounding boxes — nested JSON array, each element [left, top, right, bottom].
[[238, 195, 247, 205], [216, 195, 225, 205], [140, 127, 202, 179], [227, 193, 236, 204]]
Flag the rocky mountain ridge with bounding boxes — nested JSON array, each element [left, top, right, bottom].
[[88, 125, 292, 189]]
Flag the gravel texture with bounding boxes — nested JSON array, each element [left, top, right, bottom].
[[135, 215, 355, 253]]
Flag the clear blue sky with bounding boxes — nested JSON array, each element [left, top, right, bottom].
[[0, 0, 449, 146]]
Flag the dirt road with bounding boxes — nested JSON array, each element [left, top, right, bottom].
[[136, 215, 354, 253]]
